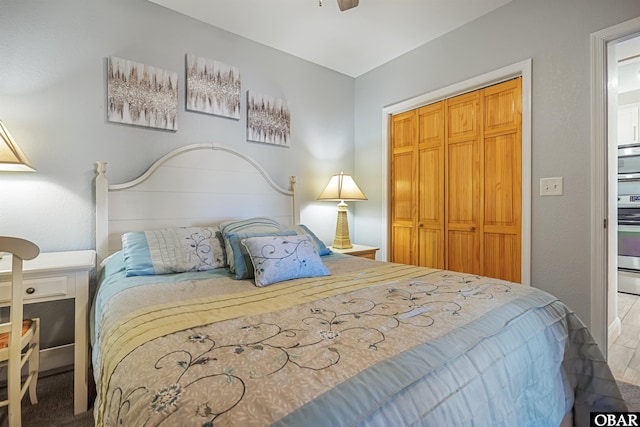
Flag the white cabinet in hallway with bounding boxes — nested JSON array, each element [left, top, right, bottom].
[[619, 103, 640, 147]]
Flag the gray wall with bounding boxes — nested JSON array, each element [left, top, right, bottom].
[[352, 0, 640, 326], [0, 0, 355, 346], [0, 0, 355, 251]]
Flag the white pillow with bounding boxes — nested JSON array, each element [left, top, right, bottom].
[[241, 234, 330, 286]]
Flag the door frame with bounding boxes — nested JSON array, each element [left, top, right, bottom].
[[591, 16, 640, 356], [380, 59, 532, 286]]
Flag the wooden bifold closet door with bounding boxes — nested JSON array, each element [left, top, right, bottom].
[[390, 78, 522, 283]]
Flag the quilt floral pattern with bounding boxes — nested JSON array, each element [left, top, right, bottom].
[[100, 269, 517, 427]]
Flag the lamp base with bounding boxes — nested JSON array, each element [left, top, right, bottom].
[[332, 203, 353, 249]]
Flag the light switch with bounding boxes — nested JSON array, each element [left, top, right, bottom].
[[540, 177, 563, 196]]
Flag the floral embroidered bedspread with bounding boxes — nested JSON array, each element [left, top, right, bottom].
[[93, 256, 626, 427]]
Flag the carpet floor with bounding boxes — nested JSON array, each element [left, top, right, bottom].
[[1, 371, 640, 426], [0, 370, 93, 427]]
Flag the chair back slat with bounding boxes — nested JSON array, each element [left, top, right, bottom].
[[0, 238, 38, 354], [0, 236, 40, 426]]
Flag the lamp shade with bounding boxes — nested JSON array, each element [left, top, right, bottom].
[[318, 172, 367, 201], [0, 120, 35, 172]]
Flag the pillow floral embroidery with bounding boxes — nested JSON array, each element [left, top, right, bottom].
[[241, 234, 330, 286], [225, 230, 297, 280], [122, 227, 226, 276]]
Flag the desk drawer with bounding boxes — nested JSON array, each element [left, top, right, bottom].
[[0, 276, 69, 303]]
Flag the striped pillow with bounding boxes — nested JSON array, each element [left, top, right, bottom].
[[121, 227, 225, 276], [219, 217, 287, 273]]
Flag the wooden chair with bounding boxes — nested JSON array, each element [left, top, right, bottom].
[[0, 237, 40, 427]]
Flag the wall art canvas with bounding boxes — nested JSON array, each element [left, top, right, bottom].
[[246, 91, 290, 147], [186, 54, 241, 119], [107, 56, 178, 130]]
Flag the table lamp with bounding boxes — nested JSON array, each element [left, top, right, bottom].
[[0, 120, 35, 259], [0, 120, 35, 172], [318, 172, 367, 249]]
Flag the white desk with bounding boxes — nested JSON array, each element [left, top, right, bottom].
[[0, 250, 96, 415]]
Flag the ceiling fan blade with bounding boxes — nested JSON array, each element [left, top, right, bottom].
[[337, 0, 359, 11]]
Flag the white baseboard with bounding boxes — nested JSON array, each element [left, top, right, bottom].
[[0, 344, 75, 382], [40, 344, 74, 373], [608, 316, 622, 347]]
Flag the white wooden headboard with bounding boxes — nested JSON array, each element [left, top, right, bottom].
[[95, 143, 298, 263]]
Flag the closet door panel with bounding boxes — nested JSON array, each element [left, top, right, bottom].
[[392, 226, 414, 265], [447, 93, 479, 142], [446, 92, 480, 275], [447, 141, 477, 225], [484, 133, 520, 227], [446, 141, 480, 275], [483, 232, 520, 282], [482, 78, 522, 282], [447, 230, 479, 275], [418, 146, 444, 268], [391, 150, 415, 262], [418, 228, 443, 268], [418, 103, 445, 268], [392, 111, 416, 149], [392, 151, 415, 222], [484, 79, 521, 131], [419, 147, 443, 222], [391, 111, 417, 263]]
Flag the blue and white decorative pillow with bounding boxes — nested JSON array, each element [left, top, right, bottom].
[[241, 234, 330, 287], [225, 230, 297, 280], [122, 227, 225, 276], [219, 217, 288, 273]]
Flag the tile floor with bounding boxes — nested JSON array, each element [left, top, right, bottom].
[[609, 291, 640, 386]]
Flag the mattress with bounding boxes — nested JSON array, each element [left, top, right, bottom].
[[91, 253, 626, 426]]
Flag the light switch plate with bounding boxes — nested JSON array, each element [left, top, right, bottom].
[[540, 177, 563, 196]]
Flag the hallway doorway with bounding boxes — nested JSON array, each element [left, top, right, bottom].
[[606, 33, 640, 386], [591, 16, 640, 361]]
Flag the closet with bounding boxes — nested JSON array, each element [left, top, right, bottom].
[[390, 78, 522, 283]]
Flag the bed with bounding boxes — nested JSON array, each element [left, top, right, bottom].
[[92, 143, 626, 427]]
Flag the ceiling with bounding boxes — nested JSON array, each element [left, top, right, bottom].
[[148, 0, 512, 77]]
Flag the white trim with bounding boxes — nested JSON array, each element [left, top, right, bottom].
[[39, 343, 74, 373], [0, 344, 75, 378], [590, 16, 640, 358], [380, 59, 532, 285]]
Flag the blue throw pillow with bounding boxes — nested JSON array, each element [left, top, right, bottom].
[[225, 230, 297, 280], [241, 234, 330, 287]]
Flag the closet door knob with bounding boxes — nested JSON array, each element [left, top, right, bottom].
[[25, 287, 36, 295], [469, 226, 476, 231]]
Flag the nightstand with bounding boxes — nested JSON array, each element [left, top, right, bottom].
[[330, 244, 379, 259], [0, 250, 96, 415]]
